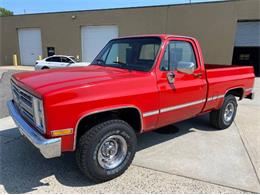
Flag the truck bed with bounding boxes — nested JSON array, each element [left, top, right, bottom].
[[205, 64, 243, 69], [205, 64, 254, 77], [203, 64, 255, 112]]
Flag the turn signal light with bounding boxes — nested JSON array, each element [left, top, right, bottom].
[[51, 129, 73, 137]]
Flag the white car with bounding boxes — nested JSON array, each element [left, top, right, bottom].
[[35, 55, 90, 70]]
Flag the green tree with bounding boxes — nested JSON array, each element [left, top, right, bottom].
[[0, 7, 13, 17]]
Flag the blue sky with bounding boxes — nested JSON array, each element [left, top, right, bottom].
[[0, 0, 224, 15]]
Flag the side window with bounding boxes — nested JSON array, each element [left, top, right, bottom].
[[160, 41, 197, 71], [169, 41, 197, 69], [46, 57, 61, 62], [45, 57, 53, 62], [53, 57, 61, 62], [61, 57, 73, 63]]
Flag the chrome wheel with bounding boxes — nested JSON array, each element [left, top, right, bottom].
[[97, 135, 127, 170], [224, 102, 235, 124]]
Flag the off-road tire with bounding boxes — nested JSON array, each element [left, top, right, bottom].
[[210, 94, 237, 130], [76, 119, 137, 182]]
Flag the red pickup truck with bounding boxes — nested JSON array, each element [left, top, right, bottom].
[[8, 34, 255, 182]]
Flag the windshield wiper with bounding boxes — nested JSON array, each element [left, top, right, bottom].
[[95, 59, 105, 65], [112, 61, 135, 71], [95, 60, 134, 71], [113, 61, 127, 66]]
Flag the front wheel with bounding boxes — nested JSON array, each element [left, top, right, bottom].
[[210, 94, 237, 130], [76, 119, 137, 182]]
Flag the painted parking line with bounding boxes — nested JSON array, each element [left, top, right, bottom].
[[0, 116, 21, 143], [0, 116, 17, 131]]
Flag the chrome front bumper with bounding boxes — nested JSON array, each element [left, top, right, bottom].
[[7, 100, 61, 158]]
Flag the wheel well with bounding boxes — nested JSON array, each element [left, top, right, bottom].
[[226, 88, 244, 100], [42, 66, 49, 69], [76, 108, 142, 143]]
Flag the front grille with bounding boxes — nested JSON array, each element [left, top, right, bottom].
[[11, 82, 34, 124]]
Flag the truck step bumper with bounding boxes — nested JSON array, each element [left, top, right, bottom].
[[7, 100, 61, 159]]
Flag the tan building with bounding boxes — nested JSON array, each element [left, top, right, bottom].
[[0, 0, 259, 76]]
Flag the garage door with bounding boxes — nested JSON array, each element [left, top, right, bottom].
[[18, 28, 42, 66], [233, 21, 260, 76], [234, 21, 260, 47], [81, 26, 118, 62]]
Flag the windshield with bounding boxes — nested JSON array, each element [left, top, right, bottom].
[[92, 37, 162, 71]]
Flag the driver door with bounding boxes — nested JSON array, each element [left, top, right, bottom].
[[156, 38, 207, 127]]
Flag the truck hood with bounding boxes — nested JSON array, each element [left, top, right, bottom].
[[12, 65, 142, 97]]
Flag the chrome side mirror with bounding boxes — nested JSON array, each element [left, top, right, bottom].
[[167, 72, 175, 84], [176, 61, 196, 74]]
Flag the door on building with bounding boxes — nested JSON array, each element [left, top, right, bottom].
[[18, 28, 42, 66], [81, 25, 118, 63], [232, 47, 260, 76], [232, 21, 260, 77]]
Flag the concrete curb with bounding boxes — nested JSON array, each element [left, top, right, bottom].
[[0, 65, 34, 71]]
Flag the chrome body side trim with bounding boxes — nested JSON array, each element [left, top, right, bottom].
[[160, 99, 206, 113], [143, 110, 159, 117], [7, 100, 61, 159], [207, 94, 225, 102], [143, 95, 226, 118]]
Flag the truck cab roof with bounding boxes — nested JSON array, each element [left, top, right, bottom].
[[114, 34, 196, 41]]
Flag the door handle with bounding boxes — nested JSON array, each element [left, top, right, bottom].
[[193, 73, 202, 78]]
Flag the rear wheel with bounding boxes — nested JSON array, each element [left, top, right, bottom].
[[210, 94, 237, 129], [76, 119, 137, 182]]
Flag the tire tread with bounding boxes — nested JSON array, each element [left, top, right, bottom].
[[76, 119, 136, 182], [210, 94, 237, 130]]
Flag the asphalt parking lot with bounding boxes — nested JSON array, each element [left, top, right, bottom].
[[0, 68, 259, 193]]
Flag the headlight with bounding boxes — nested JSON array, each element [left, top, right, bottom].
[[33, 97, 46, 133]]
